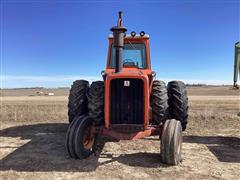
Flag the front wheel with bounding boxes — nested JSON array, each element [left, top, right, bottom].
[[160, 119, 182, 165], [65, 115, 97, 159]]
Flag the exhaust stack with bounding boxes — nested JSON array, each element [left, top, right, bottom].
[[110, 11, 127, 73]]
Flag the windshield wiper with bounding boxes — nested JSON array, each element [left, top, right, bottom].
[[127, 39, 137, 50]]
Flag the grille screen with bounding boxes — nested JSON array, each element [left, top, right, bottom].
[[110, 78, 144, 124]]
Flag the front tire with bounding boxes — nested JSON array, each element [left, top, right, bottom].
[[161, 119, 182, 165], [65, 115, 96, 159]]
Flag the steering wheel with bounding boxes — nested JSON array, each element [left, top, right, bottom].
[[123, 59, 135, 64]]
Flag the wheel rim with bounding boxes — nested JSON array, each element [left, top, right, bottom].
[[83, 126, 94, 150]]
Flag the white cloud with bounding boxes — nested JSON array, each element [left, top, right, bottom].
[[160, 78, 232, 85], [2, 75, 100, 82], [1, 75, 101, 88], [0, 75, 232, 88]]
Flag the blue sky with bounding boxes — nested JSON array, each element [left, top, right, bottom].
[[1, 0, 239, 88]]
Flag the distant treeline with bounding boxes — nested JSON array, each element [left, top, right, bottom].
[[185, 84, 231, 87], [186, 84, 207, 87]]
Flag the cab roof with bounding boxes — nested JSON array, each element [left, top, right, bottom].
[[108, 34, 150, 39]]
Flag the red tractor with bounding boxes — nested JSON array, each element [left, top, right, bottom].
[[66, 12, 188, 165]]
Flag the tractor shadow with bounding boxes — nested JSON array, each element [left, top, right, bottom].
[[183, 135, 240, 163], [0, 123, 100, 172], [0, 123, 167, 172], [98, 152, 167, 168], [142, 135, 240, 163]]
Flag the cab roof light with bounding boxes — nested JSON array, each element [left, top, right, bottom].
[[140, 31, 145, 37], [131, 31, 136, 37]]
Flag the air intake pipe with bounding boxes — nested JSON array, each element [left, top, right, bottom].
[[110, 11, 127, 73]]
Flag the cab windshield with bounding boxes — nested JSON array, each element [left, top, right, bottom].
[[110, 43, 147, 68]]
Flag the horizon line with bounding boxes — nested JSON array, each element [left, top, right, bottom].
[[1, 75, 233, 88]]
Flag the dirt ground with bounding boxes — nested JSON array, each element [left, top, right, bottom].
[[0, 87, 239, 179]]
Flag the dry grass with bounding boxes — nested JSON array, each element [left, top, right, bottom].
[[1, 95, 239, 128], [1, 97, 67, 123], [187, 96, 239, 135]]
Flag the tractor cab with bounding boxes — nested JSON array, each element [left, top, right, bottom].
[[105, 34, 153, 76], [104, 34, 154, 129], [102, 18, 155, 129]]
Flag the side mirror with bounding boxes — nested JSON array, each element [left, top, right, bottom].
[[101, 70, 107, 80], [151, 71, 156, 78]]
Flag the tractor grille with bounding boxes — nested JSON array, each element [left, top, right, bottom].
[[110, 78, 144, 124]]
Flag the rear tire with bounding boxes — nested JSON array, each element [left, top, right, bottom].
[[161, 119, 182, 165], [87, 81, 104, 125], [167, 81, 188, 131], [68, 80, 89, 123], [150, 80, 169, 125], [65, 115, 97, 159]]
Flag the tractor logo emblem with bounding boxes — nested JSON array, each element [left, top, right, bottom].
[[124, 81, 130, 86]]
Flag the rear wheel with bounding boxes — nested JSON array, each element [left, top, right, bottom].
[[167, 81, 188, 131], [160, 119, 182, 165], [87, 81, 104, 125], [68, 80, 89, 123], [150, 80, 169, 125], [65, 115, 97, 159]]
